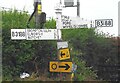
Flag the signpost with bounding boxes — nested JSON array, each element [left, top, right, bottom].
[[49, 62, 72, 72], [58, 48, 70, 60], [10, 0, 115, 81]]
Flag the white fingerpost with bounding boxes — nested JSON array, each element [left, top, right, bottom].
[[55, 3, 62, 29], [55, 3, 62, 40]]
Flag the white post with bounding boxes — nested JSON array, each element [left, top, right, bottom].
[[55, 3, 63, 40]]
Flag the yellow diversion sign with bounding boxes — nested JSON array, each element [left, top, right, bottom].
[[58, 48, 70, 60], [49, 62, 72, 72]]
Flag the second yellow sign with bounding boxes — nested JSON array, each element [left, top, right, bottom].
[[58, 48, 70, 60]]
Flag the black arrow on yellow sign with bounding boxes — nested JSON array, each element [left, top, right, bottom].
[[59, 64, 70, 70], [60, 51, 65, 58]]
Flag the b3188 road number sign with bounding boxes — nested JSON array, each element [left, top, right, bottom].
[[11, 29, 26, 40]]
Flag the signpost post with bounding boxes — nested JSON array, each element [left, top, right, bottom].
[[52, 2, 73, 80]]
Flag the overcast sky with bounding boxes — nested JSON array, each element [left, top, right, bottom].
[[0, 0, 120, 36]]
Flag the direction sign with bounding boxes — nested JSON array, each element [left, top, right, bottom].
[[11, 29, 61, 40], [57, 41, 68, 49], [58, 48, 70, 60], [26, 29, 59, 40], [49, 62, 72, 72], [61, 15, 95, 29]]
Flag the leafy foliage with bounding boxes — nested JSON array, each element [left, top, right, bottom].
[[62, 29, 118, 81], [2, 10, 57, 81], [45, 18, 56, 29], [2, 10, 118, 81]]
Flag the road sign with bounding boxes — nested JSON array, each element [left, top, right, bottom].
[[26, 29, 60, 40], [11, 29, 26, 40], [57, 41, 68, 49], [61, 15, 95, 29], [11, 29, 61, 40], [49, 62, 72, 72], [95, 19, 113, 27], [58, 48, 70, 60]]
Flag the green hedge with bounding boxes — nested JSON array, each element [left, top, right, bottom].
[[2, 10, 118, 81]]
